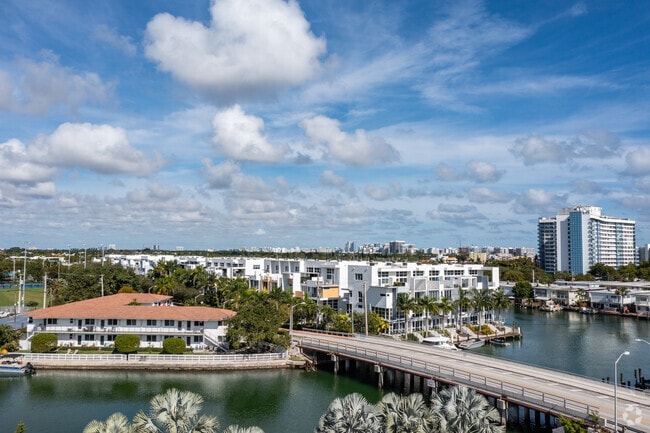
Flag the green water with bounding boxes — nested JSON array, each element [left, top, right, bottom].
[[1, 369, 383, 433]]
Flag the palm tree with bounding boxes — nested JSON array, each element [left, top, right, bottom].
[[437, 297, 455, 328], [574, 288, 589, 308], [419, 296, 441, 335], [83, 413, 133, 433], [614, 287, 629, 313], [397, 293, 416, 336], [132, 388, 219, 433], [430, 385, 504, 433], [454, 289, 472, 329], [315, 393, 382, 433], [470, 288, 492, 338], [490, 289, 510, 323], [376, 392, 435, 433], [222, 426, 265, 433]]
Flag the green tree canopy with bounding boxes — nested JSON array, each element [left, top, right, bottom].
[[0, 324, 22, 351]]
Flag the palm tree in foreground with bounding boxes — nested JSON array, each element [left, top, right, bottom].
[[222, 427, 265, 433], [83, 413, 133, 433], [377, 392, 435, 433], [132, 388, 219, 433], [315, 393, 382, 433], [430, 385, 504, 433]]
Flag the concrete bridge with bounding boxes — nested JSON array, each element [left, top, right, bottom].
[[296, 332, 650, 433]]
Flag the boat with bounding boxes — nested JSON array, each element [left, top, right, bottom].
[[579, 307, 597, 315], [539, 301, 562, 312], [489, 338, 511, 346], [422, 336, 459, 351], [0, 355, 36, 377], [458, 339, 485, 350]]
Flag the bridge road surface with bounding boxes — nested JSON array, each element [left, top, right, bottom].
[[296, 332, 650, 432]]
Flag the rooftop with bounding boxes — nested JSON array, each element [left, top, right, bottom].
[[28, 293, 236, 321]]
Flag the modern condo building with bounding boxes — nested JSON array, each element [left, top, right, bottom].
[[538, 206, 636, 274]]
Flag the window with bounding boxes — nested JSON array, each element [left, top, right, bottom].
[[164, 320, 175, 326], [146, 335, 157, 342], [107, 335, 115, 341], [84, 334, 94, 341], [146, 320, 157, 326], [355, 273, 363, 281], [107, 319, 118, 326], [193, 321, 204, 327], [358, 291, 363, 302], [253, 264, 260, 270], [85, 319, 95, 325], [47, 318, 58, 324], [193, 336, 201, 343], [126, 319, 136, 326]]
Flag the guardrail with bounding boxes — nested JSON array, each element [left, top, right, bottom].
[[298, 336, 594, 420]]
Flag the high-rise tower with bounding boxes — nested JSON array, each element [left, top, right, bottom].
[[537, 206, 636, 274]]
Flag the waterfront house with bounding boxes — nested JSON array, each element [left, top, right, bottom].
[[21, 293, 235, 351]]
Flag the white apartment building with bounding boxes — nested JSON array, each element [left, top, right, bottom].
[[346, 262, 500, 334], [22, 293, 234, 351], [538, 206, 637, 274]]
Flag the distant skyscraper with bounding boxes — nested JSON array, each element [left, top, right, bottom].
[[344, 241, 355, 253], [538, 206, 636, 274]]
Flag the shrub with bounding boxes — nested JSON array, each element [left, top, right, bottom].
[[31, 333, 57, 353], [114, 334, 140, 354], [162, 337, 186, 354]]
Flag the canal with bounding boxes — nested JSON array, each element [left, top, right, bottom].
[[2, 307, 649, 432]]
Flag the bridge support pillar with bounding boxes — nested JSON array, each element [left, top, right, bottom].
[[404, 372, 411, 394], [524, 407, 531, 427], [497, 399, 508, 426], [534, 410, 541, 428], [331, 354, 338, 375], [374, 364, 383, 389], [511, 404, 519, 424]]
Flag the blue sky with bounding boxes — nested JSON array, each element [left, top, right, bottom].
[[1, 0, 649, 251]]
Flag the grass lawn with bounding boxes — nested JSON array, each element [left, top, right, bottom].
[[0, 287, 45, 308]]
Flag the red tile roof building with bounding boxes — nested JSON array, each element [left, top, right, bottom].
[[22, 293, 236, 351]]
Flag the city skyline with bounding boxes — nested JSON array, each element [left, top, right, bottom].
[[1, 1, 649, 250]]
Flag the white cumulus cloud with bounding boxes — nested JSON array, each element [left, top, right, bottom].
[[144, 0, 326, 100], [0, 56, 111, 115], [212, 105, 287, 162], [301, 115, 399, 166], [30, 123, 162, 174], [0, 139, 56, 184]]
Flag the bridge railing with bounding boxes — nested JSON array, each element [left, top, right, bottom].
[[299, 336, 594, 420]]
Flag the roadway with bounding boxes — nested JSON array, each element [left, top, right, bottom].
[[296, 332, 650, 432]]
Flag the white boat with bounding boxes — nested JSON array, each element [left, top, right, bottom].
[[540, 301, 562, 312], [0, 355, 36, 377], [458, 338, 485, 350], [422, 336, 459, 351]]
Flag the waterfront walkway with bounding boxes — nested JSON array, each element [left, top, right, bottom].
[[296, 331, 650, 433]]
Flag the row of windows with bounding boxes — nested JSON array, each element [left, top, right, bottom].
[[52, 319, 206, 327]]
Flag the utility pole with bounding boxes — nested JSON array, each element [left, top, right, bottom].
[[100, 275, 104, 297], [22, 242, 28, 311], [43, 273, 47, 309]]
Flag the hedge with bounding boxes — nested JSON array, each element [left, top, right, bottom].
[[32, 333, 58, 353], [114, 334, 140, 354], [162, 337, 187, 354]]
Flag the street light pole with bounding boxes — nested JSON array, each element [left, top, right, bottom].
[[636, 338, 650, 345], [289, 302, 305, 337], [363, 282, 369, 336], [614, 351, 630, 433]]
